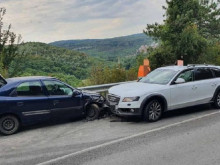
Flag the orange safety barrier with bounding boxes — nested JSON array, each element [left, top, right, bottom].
[[138, 59, 184, 78], [138, 59, 151, 78], [177, 60, 184, 66]]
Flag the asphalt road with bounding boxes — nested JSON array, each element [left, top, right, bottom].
[[1, 105, 220, 165]]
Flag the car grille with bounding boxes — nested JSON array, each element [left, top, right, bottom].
[[107, 94, 120, 105]]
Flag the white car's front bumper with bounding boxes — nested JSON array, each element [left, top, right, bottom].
[[107, 94, 142, 117]]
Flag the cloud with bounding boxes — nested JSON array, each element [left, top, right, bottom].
[[0, 0, 166, 43]]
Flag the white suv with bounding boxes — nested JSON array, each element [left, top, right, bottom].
[[108, 65, 220, 122]]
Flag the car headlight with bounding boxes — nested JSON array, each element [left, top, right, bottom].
[[92, 95, 105, 102], [122, 97, 140, 102]]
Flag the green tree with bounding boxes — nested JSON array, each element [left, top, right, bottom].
[[199, 0, 220, 42], [88, 64, 137, 85], [0, 8, 24, 77], [144, 0, 220, 68]]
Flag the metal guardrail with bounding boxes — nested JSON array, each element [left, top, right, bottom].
[[78, 81, 136, 93]]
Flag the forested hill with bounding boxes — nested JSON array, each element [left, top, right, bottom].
[[14, 34, 153, 87], [50, 33, 153, 60], [16, 42, 105, 86]]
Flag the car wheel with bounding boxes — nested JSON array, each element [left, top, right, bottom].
[[214, 91, 220, 109], [0, 115, 20, 135], [86, 104, 100, 121], [143, 100, 163, 122]]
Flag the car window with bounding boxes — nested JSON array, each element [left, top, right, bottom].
[[194, 68, 213, 81], [43, 80, 73, 96], [16, 81, 44, 97], [211, 68, 220, 78], [0, 75, 6, 88], [176, 70, 193, 83], [139, 69, 177, 85], [0, 79, 6, 88]]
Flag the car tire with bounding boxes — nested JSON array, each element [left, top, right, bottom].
[[143, 100, 163, 122], [86, 104, 100, 121], [214, 91, 220, 109], [0, 115, 20, 135]]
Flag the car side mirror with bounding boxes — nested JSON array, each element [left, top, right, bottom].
[[137, 77, 142, 82], [72, 90, 81, 96], [174, 78, 185, 84]]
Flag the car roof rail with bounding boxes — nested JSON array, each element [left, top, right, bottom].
[[187, 64, 215, 67]]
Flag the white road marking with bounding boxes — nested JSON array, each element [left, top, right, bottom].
[[37, 110, 220, 165]]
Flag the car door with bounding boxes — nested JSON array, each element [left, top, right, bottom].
[[210, 68, 220, 88], [9, 81, 51, 124], [169, 69, 198, 110], [42, 80, 83, 119], [193, 68, 216, 104]]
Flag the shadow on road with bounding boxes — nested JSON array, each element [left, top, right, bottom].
[[19, 117, 86, 134], [1, 104, 214, 135], [110, 104, 214, 123], [163, 104, 213, 119]]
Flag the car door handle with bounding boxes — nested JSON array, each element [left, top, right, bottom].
[[17, 102, 24, 107], [192, 86, 197, 90], [212, 83, 217, 87], [53, 100, 59, 106]]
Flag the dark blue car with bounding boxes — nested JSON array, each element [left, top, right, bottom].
[[0, 75, 105, 135]]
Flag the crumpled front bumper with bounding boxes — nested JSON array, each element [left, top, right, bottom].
[[106, 101, 142, 117]]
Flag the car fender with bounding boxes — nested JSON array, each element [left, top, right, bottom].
[[140, 94, 168, 114], [211, 86, 220, 101]]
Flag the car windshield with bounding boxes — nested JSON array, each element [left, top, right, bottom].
[[139, 69, 177, 85], [0, 75, 6, 88]]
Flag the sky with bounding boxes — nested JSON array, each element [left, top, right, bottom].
[[0, 0, 166, 43]]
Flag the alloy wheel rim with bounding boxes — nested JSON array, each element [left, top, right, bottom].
[[2, 118, 15, 131], [148, 101, 162, 120], [88, 108, 96, 117], [217, 93, 220, 106]]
